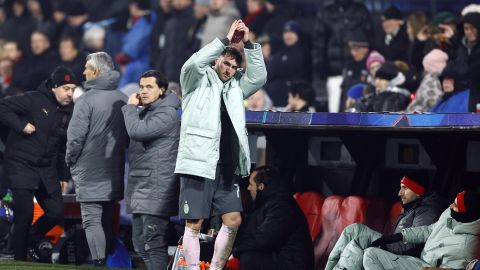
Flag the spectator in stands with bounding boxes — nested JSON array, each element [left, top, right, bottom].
[[62, 0, 89, 43], [59, 36, 86, 83], [261, 0, 294, 49], [340, 31, 370, 111], [459, 12, 480, 111], [122, 70, 180, 270], [286, 80, 315, 112], [313, 0, 372, 113], [201, 0, 240, 48], [430, 64, 470, 113], [247, 89, 273, 111], [243, 0, 269, 40], [82, 26, 106, 54], [364, 190, 480, 270], [265, 20, 306, 107], [344, 83, 366, 112], [11, 30, 60, 92], [1, 0, 37, 54], [27, 0, 53, 36], [355, 62, 410, 112], [406, 49, 448, 113], [117, 0, 156, 87], [374, 6, 409, 63], [232, 166, 313, 270], [364, 50, 386, 95], [0, 66, 77, 261], [405, 11, 428, 72], [150, 0, 171, 70], [158, 0, 196, 83], [326, 173, 444, 269], [66, 52, 128, 266], [0, 58, 13, 96], [175, 20, 266, 270]]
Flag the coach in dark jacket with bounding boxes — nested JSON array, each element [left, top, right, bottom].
[[66, 52, 127, 266], [122, 70, 180, 270], [233, 167, 313, 270], [0, 66, 77, 260]]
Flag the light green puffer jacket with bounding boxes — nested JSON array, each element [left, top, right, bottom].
[[174, 38, 267, 180], [402, 208, 480, 268]]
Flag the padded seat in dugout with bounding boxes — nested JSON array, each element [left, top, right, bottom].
[[313, 196, 388, 270], [295, 192, 325, 240]]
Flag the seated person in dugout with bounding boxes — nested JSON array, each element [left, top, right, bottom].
[[362, 190, 480, 270], [326, 173, 445, 270], [232, 166, 313, 270]]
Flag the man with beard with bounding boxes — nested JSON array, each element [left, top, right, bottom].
[[232, 166, 313, 270], [364, 190, 480, 270], [0, 66, 77, 261], [326, 172, 444, 269]]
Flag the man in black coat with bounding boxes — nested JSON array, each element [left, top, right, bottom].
[[373, 6, 410, 63], [0, 66, 77, 261], [313, 0, 372, 112], [233, 167, 314, 270]]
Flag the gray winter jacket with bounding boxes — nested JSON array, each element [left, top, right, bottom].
[[402, 208, 480, 269], [122, 90, 181, 216], [66, 70, 128, 202], [387, 193, 444, 255]]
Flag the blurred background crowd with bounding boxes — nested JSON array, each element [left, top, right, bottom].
[[0, 0, 478, 114]]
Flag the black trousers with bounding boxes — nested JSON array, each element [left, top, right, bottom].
[[239, 252, 281, 270], [12, 183, 63, 260]]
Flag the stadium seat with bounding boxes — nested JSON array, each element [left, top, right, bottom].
[[295, 192, 325, 240]]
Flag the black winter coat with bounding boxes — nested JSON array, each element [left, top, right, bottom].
[[234, 187, 314, 270], [265, 43, 306, 106], [0, 81, 72, 194], [386, 193, 445, 256], [373, 24, 410, 62], [355, 86, 410, 112], [158, 6, 196, 83], [11, 49, 60, 92], [313, 0, 372, 78]]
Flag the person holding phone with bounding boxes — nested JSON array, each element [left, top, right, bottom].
[[122, 70, 181, 270], [175, 20, 267, 270]]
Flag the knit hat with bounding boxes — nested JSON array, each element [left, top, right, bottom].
[[452, 191, 480, 223], [51, 66, 77, 88], [431, 11, 457, 26], [400, 174, 426, 196], [375, 62, 398, 81], [347, 31, 369, 48], [422, 49, 448, 74], [382, 6, 402, 21], [347, 83, 365, 99], [131, 0, 151, 10], [366, 50, 385, 71], [461, 4, 480, 16], [283, 20, 302, 35]]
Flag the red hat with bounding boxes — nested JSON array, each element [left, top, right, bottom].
[[400, 176, 425, 196]]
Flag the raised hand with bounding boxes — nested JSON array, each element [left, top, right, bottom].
[[227, 20, 241, 43]]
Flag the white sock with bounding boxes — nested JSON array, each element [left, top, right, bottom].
[[210, 224, 238, 270], [183, 227, 200, 270]]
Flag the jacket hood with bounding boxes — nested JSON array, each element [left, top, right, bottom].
[[83, 70, 120, 91], [451, 212, 480, 236], [150, 90, 181, 110]]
